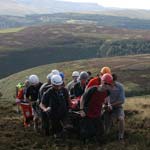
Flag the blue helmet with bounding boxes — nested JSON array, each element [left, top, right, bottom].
[[59, 72, 65, 80]]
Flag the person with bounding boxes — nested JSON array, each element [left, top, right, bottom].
[[80, 73, 113, 141], [24, 79, 30, 96], [15, 82, 25, 113], [38, 73, 53, 135], [51, 69, 60, 75], [86, 71, 93, 84], [38, 73, 53, 103], [108, 73, 126, 142], [85, 66, 111, 90], [25, 74, 42, 128], [70, 71, 88, 98], [40, 74, 69, 138], [66, 71, 80, 97], [59, 71, 65, 87]]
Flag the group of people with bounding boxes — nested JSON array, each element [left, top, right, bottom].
[[15, 67, 125, 142]]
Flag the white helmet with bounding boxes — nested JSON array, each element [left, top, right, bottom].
[[72, 71, 80, 77], [51, 69, 59, 75], [47, 72, 54, 81], [51, 75, 63, 86], [29, 75, 39, 85]]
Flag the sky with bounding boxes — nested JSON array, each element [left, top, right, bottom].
[[61, 0, 150, 10]]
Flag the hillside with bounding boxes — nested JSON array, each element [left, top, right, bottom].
[[88, 9, 150, 20], [2, 12, 150, 29], [0, 0, 104, 16], [0, 24, 150, 79], [0, 54, 150, 150], [0, 54, 150, 99]]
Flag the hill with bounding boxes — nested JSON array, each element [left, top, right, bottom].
[[0, 54, 150, 99], [0, 0, 104, 16], [0, 54, 150, 150], [1, 12, 150, 29], [88, 9, 150, 20], [0, 24, 150, 79]]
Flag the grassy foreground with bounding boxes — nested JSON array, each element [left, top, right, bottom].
[[0, 96, 149, 150]]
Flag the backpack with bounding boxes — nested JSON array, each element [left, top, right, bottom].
[[83, 86, 97, 114]]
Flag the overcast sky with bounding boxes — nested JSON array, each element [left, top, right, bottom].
[[61, 0, 150, 10]]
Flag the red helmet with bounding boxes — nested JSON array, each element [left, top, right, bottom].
[[101, 73, 113, 85]]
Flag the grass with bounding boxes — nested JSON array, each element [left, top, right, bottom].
[[0, 54, 150, 99], [0, 27, 25, 34], [0, 95, 149, 150], [0, 55, 150, 149]]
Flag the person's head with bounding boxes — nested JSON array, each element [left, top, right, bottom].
[[51, 69, 60, 75], [51, 74, 63, 90], [72, 71, 80, 82], [28, 75, 39, 86], [100, 67, 111, 76], [17, 82, 25, 89], [101, 73, 113, 90], [112, 73, 117, 82], [87, 71, 92, 77], [24, 79, 30, 87], [47, 72, 54, 84], [79, 71, 88, 85]]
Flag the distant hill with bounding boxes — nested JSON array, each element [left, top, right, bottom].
[[87, 9, 150, 20], [0, 24, 150, 79], [0, 0, 104, 16], [1, 12, 150, 30]]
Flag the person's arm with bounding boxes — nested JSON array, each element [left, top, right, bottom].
[[104, 91, 113, 110], [80, 87, 94, 117], [80, 95, 86, 117], [40, 90, 51, 112], [39, 102, 50, 112]]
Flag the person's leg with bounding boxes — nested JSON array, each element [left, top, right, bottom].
[[41, 112, 50, 136], [116, 108, 125, 140], [118, 116, 125, 139], [111, 108, 125, 140], [51, 119, 63, 137]]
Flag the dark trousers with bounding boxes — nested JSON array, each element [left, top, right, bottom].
[[41, 111, 50, 136], [51, 119, 63, 134], [80, 117, 104, 140]]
